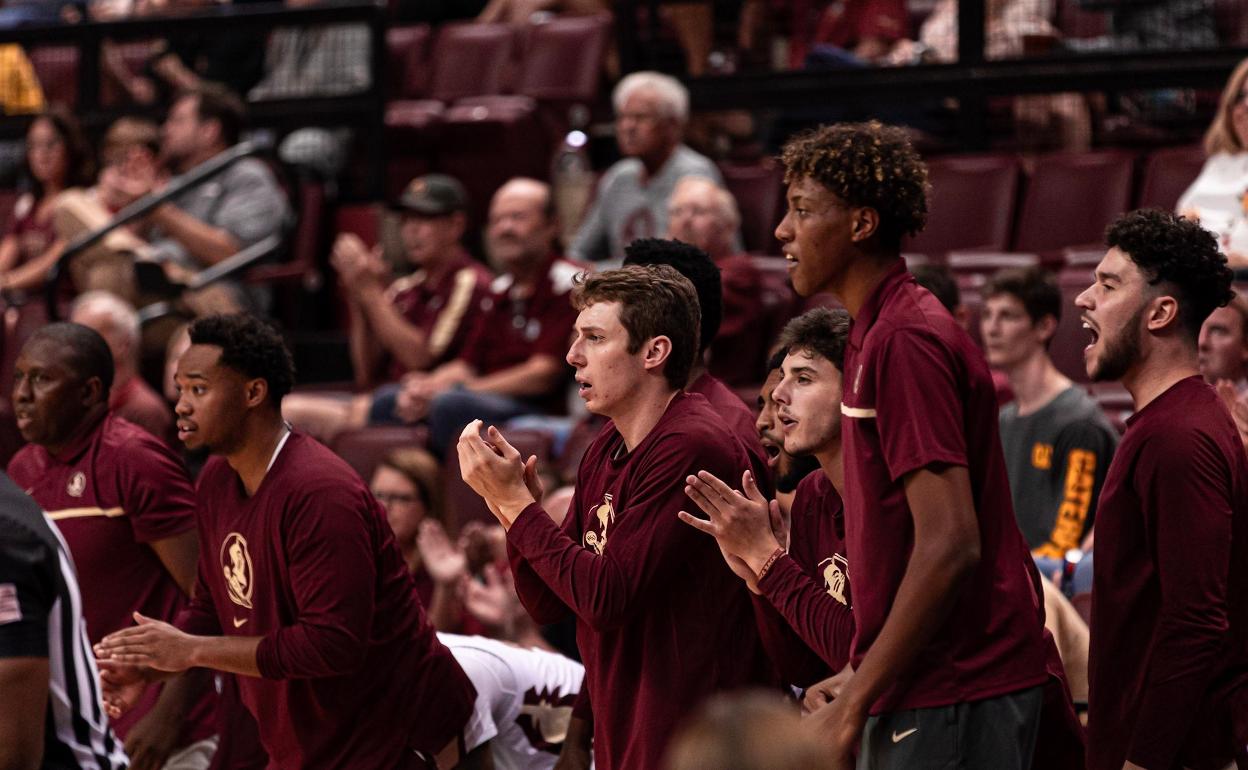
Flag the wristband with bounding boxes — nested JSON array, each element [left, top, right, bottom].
[[755, 547, 786, 583]]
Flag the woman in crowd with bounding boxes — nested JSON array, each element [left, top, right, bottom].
[[1179, 56, 1248, 268], [0, 106, 93, 293]]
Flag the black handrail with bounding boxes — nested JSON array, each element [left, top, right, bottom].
[[45, 136, 273, 319]]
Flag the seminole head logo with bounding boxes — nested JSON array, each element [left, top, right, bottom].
[[516, 685, 577, 754], [220, 533, 254, 609], [583, 493, 615, 555], [820, 553, 851, 607]]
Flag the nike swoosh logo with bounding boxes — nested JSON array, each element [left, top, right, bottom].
[[232, 617, 248, 628], [891, 728, 918, 743]]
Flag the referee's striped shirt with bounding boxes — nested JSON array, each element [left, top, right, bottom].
[[0, 470, 128, 769]]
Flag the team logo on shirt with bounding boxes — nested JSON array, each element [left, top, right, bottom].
[[1031, 443, 1054, 470], [819, 553, 851, 607], [516, 685, 577, 754], [220, 533, 254, 609], [583, 493, 615, 555], [66, 472, 86, 498]]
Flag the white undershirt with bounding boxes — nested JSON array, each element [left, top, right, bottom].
[[266, 423, 293, 474]]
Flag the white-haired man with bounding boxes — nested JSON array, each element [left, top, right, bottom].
[[71, 290, 173, 443], [568, 71, 721, 263]]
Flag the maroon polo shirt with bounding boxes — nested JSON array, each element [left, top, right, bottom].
[[1087, 376, 1248, 770], [755, 471, 855, 685], [387, 251, 493, 381], [177, 431, 475, 769], [457, 255, 581, 411], [840, 261, 1048, 713], [8, 414, 215, 743], [688, 372, 771, 493], [109, 375, 174, 446], [507, 392, 777, 770]]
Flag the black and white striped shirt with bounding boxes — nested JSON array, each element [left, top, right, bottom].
[[0, 471, 128, 770]]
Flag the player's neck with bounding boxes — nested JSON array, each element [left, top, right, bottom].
[[834, 252, 901, 319], [611, 386, 680, 452], [1008, 354, 1070, 417], [816, 442, 844, 494], [228, 412, 290, 497], [1121, 343, 1200, 413]]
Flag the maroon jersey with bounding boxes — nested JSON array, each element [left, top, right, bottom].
[[1087, 376, 1248, 770], [755, 471, 854, 683], [386, 251, 492, 381], [840, 261, 1047, 713], [458, 255, 580, 410], [687, 372, 770, 491], [177, 431, 475, 769], [707, 254, 769, 387], [507, 392, 777, 770], [8, 414, 214, 743], [110, 375, 174, 446]]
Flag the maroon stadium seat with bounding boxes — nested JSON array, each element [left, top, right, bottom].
[[721, 161, 786, 255], [386, 24, 433, 99], [1055, 0, 1109, 39], [246, 176, 327, 328], [516, 14, 611, 104], [428, 23, 515, 103], [905, 154, 1021, 256], [1137, 144, 1206, 212], [1214, 0, 1248, 45], [1013, 151, 1135, 253], [751, 255, 802, 348], [28, 46, 79, 108], [331, 425, 429, 482]]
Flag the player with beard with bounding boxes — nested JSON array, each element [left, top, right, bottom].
[[95, 314, 476, 770], [457, 266, 774, 770], [771, 122, 1051, 769], [756, 346, 821, 514], [1076, 209, 1248, 770]]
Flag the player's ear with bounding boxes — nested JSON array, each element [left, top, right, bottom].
[[642, 334, 673, 375], [81, 375, 104, 406], [244, 377, 270, 409], [1146, 293, 1181, 334], [850, 206, 880, 244]]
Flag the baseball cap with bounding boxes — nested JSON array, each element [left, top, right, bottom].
[[390, 174, 468, 217]]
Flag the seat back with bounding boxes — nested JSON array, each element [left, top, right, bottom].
[[1137, 144, 1206, 212], [517, 14, 611, 103], [386, 24, 433, 99], [428, 23, 515, 102], [28, 46, 79, 108], [1013, 151, 1135, 252], [907, 153, 1020, 256], [720, 161, 785, 254]]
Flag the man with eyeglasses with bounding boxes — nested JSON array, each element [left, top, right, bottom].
[[568, 71, 722, 264]]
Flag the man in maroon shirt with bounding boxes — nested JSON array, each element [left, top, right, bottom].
[[7, 322, 217, 770], [396, 178, 581, 454], [773, 122, 1052, 768], [282, 174, 492, 441], [95, 314, 476, 769], [1075, 210, 1248, 770], [456, 266, 775, 770]]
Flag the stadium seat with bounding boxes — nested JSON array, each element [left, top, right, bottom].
[[720, 161, 785, 255], [246, 173, 328, 329], [516, 14, 611, 104], [442, 427, 554, 533], [428, 23, 515, 103], [331, 424, 429, 481], [1055, 0, 1109, 39], [1013, 151, 1135, 253], [1137, 144, 1205, 211], [905, 154, 1020, 256], [28, 45, 79, 108], [386, 24, 433, 100]]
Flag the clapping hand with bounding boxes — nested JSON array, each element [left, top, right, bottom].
[[678, 470, 783, 587]]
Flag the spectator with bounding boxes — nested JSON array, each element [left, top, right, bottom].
[[799, 0, 908, 67], [0, 469, 128, 770], [118, 84, 291, 314], [664, 691, 832, 770], [8, 322, 217, 768], [282, 174, 491, 442], [70, 291, 176, 445], [1199, 289, 1248, 391], [397, 178, 580, 455], [664, 177, 769, 385], [569, 72, 722, 263], [1179, 56, 1248, 268], [981, 267, 1116, 585], [0, 107, 93, 295]]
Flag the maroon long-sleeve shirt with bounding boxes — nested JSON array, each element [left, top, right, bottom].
[[177, 431, 475, 769], [754, 471, 855, 684], [507, 392, 777, 770], [1088, 376, 1248, 770]]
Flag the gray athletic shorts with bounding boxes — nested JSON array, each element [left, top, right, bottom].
[[857, 685, 1044, 770]]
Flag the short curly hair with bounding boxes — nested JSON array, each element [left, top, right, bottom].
[[780, 121, 929, 251], [188, 314, 296, 405], [776, 307, 851, 372], [1106, 209, 1235, 341], [623, 238, 721, 354]]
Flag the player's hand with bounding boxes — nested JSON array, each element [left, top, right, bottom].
[[804, 693, 866, 770], [463, 563, 520, 634], [801, 664, 854, 714], [123, 699, 182, 770], [417, 519, 468, 585], [95, 658, 152, 719], [457, 421, 537, 527], [678, 469, 783, 576], [94, 612, 200, 673]]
